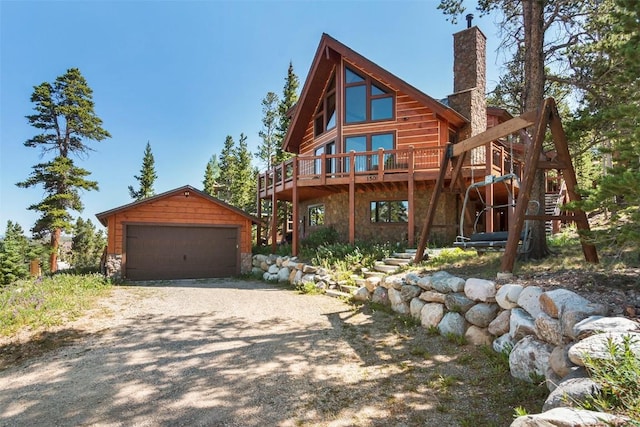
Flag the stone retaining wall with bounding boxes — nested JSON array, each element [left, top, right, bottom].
[[252, 254, 639, 426]]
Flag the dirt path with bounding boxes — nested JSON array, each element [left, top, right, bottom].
[[0, 279, 521, 426]]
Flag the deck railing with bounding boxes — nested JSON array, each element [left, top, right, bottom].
[[258, 144, 522, 198]]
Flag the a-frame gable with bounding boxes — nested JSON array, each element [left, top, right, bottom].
[[283, 33, 468, 153]]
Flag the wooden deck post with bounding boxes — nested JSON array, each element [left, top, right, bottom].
[[408, 146, 415, 247], [271, 183, 278, 253], [292, 159, 299, 256], [349, 151, 356, 244], [485, 142, 494, 233]]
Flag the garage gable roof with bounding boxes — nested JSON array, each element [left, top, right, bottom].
[[95, 185, 262, 226], [283, 33, 468, 153]]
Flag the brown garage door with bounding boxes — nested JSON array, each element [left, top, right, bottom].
[[125, 225, 238, 280]]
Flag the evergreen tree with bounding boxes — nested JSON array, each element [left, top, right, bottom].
[[256, 92, 280, 170], [230, 133, 257, 213], [217, 135, 237, 203], [0, 221, 30, 285], [274, 62, 299, 163], [17, 68, 110, 272], [203, 156, 220, 196], [128, 141, 157, 200], [71, 217, 106, 269]]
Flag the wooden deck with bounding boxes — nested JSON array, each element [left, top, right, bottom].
[[258, 145, 521, 201]]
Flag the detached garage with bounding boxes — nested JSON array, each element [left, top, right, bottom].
[[96, 185, 261, 281]]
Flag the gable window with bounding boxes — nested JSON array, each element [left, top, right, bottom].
[[314, 73, 337, 136], [344, 67, 394, 124], [309, 204, 325, 226], [371, 201, 408, 223], [314, 142, 336, 174], [344, 132, 395, 172]]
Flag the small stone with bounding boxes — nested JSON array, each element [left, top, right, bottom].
[[534, 312, 564, 346], [509, 308, 536, 340], [382, 274, 405, 290], [365, 276, 382, 293], [488, 309, 511, 336], [572, 315, 640, 340], [510, 407, 629, 427], [509, 336, 553, 382], [493, 333, 516, 354], [302, 265, 317, 274], [542, 367, 600, 411], [277, 267, 290, 283], [444, 293, 475, 314], [353, 286, 370, 302], [400, 285, 422, 302], [430, 271, 465, 293], [516, 286, 544, 318], [549, 344, 574, 378], [416, 275, 433, 290], [465, 325, 493, 346], [495, 284, 523, 310], [568, 331, 640, 366], [421, 303, 445, 328], [388, 288, 410, 314], [419, 290, 446, 304], [372, 286, 389, 305], [465, 303, 499, 328], [464, 278, 497, 302], [405, 272, 421, 286], [438, 312, 467, 336], [410, 298, 426, 320]]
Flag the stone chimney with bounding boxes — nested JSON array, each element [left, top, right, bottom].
[[448, 20, 487, 139]]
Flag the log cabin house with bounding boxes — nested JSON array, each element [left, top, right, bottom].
[[257, 23, 527, 255]]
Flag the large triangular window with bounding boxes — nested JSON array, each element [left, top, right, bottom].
[[344, 66, 394, 124], [314, 72, 337, 137]]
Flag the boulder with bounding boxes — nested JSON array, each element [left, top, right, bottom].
[[542, 367, 600, 411], [438, 312, 467, 336], [291, 270, 303, 286], [371, 286, 389, 306], [534, 312, 564, 346], [540, 288, 591, 318], [268, 264, 280, 274], [495, 283, 523, 310], [509, 336, 553, 382], [510, 308, 536, 340], [409, 298, 426, 320], [572, 315, 640, 340], [353, 286, 371, 302], [421, 303, 445, 328], [388, 288, 410, 315], [277, 267, 290, 283], [365, 276, 382, 293], [493, 333, 516, 354], [561, 303, 609, 337], [400, 285, 422, 302], [430, 271, 465, 293], [301, 274, 316, 284], [382, 274, 405, 290], [549, 344, 574, 378], [302, 265, 317, 274], [488, 309, 511, 336], [405, 272, 421, 286], [511, 407, 629, 427], [465, 303, 499, 328], [416, 275, 433, 290], [419, 290, 446, 304], [568, 331, 640, 366], [465, 325, 493, 346], [444, 293, 475, 314], [516, 286, 544, 318], [545, 366, 562, 392], [464, 278, 497, 302]]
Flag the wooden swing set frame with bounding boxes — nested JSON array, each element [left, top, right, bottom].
[[414, 98, 599, 274]]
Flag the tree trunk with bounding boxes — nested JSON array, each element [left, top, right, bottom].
[[50, 228, 61, 273], [523, 0, 551, 259]]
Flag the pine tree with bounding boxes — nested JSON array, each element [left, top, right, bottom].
[[128, 141, 157, 200], [274, 62, 299, 163], [0, 221, 30, 286], [71, 217, 106, 269], [217, 135, 236, 203], [203, 156, 220, 196], [17, 68, 110, 272], [256, 92, 280, 170], [230, 133, 257, 213]]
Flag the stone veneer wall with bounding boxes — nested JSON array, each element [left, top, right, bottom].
[[252, 253, 638, 426], [300, 187, 459, 246]]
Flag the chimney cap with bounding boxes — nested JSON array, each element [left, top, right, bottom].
[[466, 13, 474, 28]]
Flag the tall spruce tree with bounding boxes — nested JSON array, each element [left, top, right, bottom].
[[230, 133, 257, 213], [217, 135, 236, 203], [0, 221, 30, 285], [203, 156, 221, 196], [256, 92, 280, 170], [274, 62, 299, 163], [17, 68, 110, 272], [128, 141, 157, 200]]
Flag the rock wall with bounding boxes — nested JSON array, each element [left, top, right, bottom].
[[252, 254, 638, 426]]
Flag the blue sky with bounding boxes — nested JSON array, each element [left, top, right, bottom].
[[1, 0, 502, 235]]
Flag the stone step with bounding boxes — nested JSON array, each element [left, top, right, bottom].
[[363, 270, 386, 279], [382, 257, 411, 266], [339, 284, 359, 294], [325, 289, 353, 299], [391, 252, 415, 259], [373, 263, 399, 274]]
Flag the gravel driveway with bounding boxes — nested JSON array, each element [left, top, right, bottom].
[[0, 279, 510, 426]]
